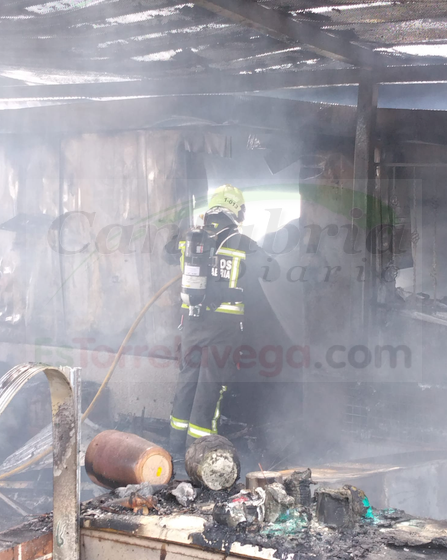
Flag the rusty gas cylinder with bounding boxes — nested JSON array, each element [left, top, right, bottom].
[[85, 430, 172, 489]]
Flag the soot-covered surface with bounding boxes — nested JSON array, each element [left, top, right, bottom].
[[0, 512, 52, 553], [80, 483, 447, 560], [2, 485, 447, 559]]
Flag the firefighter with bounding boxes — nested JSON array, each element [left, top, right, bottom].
[[165, 184, 279, 456]]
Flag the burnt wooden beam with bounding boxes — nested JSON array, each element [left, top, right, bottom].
[[0, 70, 309, 100], [192, 0, 386, 67], [0, 10, 221, 53], [0, 95, 356, 135], [0, 49, 213, 78], [0, 90, 446, 143], [354, 72, 379, 199], [1, 0, 47, 10], [352, 70, 379, 331], [2, 0, 74, 10], [0, 41, 306, 80], [0, 91, 445, 146], [378, 63, 447, 85], [0, 0, 182, 33], [0, 75, 31, 87], [2, 64, 447, 99], [78, 25, 257, 61]]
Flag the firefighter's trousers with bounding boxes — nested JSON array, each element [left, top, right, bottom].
[[170, 311, 241, 451]]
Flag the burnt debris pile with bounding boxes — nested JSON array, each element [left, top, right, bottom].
[[79, 434, 447, 559], [87, 470, 444, 559], [5, 430, 446, 559]]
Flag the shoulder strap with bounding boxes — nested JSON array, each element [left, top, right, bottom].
[[216, 230, 239, 253]]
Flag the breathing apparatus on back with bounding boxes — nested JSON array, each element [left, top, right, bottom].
[[180, 185, 245, 317]]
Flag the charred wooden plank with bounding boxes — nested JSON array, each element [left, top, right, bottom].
[[3, 64, 447, 101]]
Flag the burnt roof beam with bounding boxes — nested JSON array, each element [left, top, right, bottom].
[[1, 64, 447, 99], [192, 0, 386, 67], [0, 0, 183, 34]]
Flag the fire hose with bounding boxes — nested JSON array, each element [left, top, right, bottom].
[[0, 273, 182, 481]]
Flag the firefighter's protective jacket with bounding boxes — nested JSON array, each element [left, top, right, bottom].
[[164, 208, 279, 315]]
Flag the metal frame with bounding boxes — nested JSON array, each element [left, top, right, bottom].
[[0, 364, 80, 560]]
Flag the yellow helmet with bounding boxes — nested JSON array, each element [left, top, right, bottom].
[[208, 184, 245, 222]]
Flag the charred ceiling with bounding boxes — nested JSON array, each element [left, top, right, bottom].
[[1, 0, 447, 101]]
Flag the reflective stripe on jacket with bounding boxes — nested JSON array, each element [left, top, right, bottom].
[[179, 241, 246, 315]]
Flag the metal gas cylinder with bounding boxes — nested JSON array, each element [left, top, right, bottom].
[[85, 430, 172, 489]]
